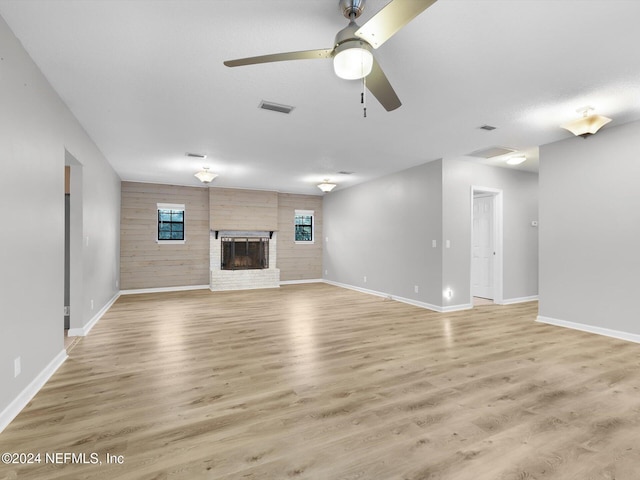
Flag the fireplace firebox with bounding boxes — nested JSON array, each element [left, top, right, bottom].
[[221, 237, 269, 270]]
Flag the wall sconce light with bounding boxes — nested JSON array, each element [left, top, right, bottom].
[[560, 106, 611, 138]]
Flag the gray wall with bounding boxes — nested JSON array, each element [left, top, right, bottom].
[[0, 15, 120, 421], [323, 158, 538, 310], [323, 161, 444, 307], [539, 119, 640, 333], [442, 159, 473, 307], [442, 159, 539, 305]]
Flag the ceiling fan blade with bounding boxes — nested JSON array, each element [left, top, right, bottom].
[[224, 48, 333, 67], [356, 0, 437, 49], [366, 58, 401, 111]]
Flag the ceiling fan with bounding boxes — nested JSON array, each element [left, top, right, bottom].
[[223, 0, 438, 112]]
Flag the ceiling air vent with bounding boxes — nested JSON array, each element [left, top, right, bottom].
[[259, 100, 294, 114], [186, 152, 207, 159], [337, 171, 354, 175], [479, 124, 497, 131], [467, 146, 516, 159]]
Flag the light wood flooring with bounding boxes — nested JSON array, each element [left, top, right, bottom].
[[2, 283, 640, 480]]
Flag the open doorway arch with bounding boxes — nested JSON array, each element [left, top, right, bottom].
[[470, 186, 503, 305]]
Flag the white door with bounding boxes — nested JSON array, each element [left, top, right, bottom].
[[472, 194, 494, 299]]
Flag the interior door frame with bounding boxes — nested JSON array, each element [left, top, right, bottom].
[[470, 186, 503, 304]]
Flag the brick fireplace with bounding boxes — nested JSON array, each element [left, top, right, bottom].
[[209, 188, 281, 291], [210, 230, 280, 291]]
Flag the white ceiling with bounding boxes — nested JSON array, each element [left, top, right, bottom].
[[2, 0, 640, 195]]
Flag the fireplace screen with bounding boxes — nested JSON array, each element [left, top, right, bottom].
[[221, 237, 269, 270]]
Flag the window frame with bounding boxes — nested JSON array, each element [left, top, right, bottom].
[[157, 203, 186, 244], [294, 209, 315, 244]]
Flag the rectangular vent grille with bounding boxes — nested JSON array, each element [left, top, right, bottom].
[[468, 146, 517, 159], [479, 125, 497, 131], [186, 152, 207, 159], [337, 171, 354, 175], [259, 100, 294, 114]]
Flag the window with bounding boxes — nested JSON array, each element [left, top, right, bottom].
[[294, 209, 314, 243], [157, 203, 185, 243]]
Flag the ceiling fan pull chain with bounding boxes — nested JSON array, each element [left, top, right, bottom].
[[362, 76, 367, 118]]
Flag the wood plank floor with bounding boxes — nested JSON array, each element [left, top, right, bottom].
[[2, 283, 640, 480]]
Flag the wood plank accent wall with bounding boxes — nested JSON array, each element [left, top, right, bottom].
[[120, 182, 210, 289], [209, 187, 278, 231], [120, 184, 323, 289], [277, 193, 323, 281]]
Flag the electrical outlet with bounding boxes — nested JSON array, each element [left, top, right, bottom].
[[90, 299, 94, 310], [363, 276, 367, 283], [446, 240, 451, 249], [116, 279, 119, 288], [432, 240, 437, 248], [325, 270, 328, 275], [414, 285, 419, 293], [64, 305, 70, 316], [14, 357, 21, 378]]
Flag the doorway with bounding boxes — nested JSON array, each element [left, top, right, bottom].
[[65, 150, 83, 344], [470, 186, 503, 305]]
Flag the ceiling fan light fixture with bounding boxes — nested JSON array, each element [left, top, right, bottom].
[[560, 106, 611, 138], [194, 167, 218, 184], [333, 40, 373, 80], [317, 179, 337, 193]]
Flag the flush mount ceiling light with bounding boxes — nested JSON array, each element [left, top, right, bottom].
[[506, 155, 526, 165], [317, 179, 337, 193], [561, 106, 612, 138], [194, 167, 218, 184]]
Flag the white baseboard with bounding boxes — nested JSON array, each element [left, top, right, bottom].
[[68, 291, 120, 337], [280, 279, 323, 285], [322, 280, 471, 313], [119, 284, 210, 295], [537, 315, 640, 345], [440, 302, 474, 313], [323, 279, 396, 300], [0, 349, 67, 434], [498, 295, 539, 305]]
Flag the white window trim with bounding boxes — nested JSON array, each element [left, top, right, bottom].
[[294, 209, 315, 244], [157, 203, 186, 244]]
